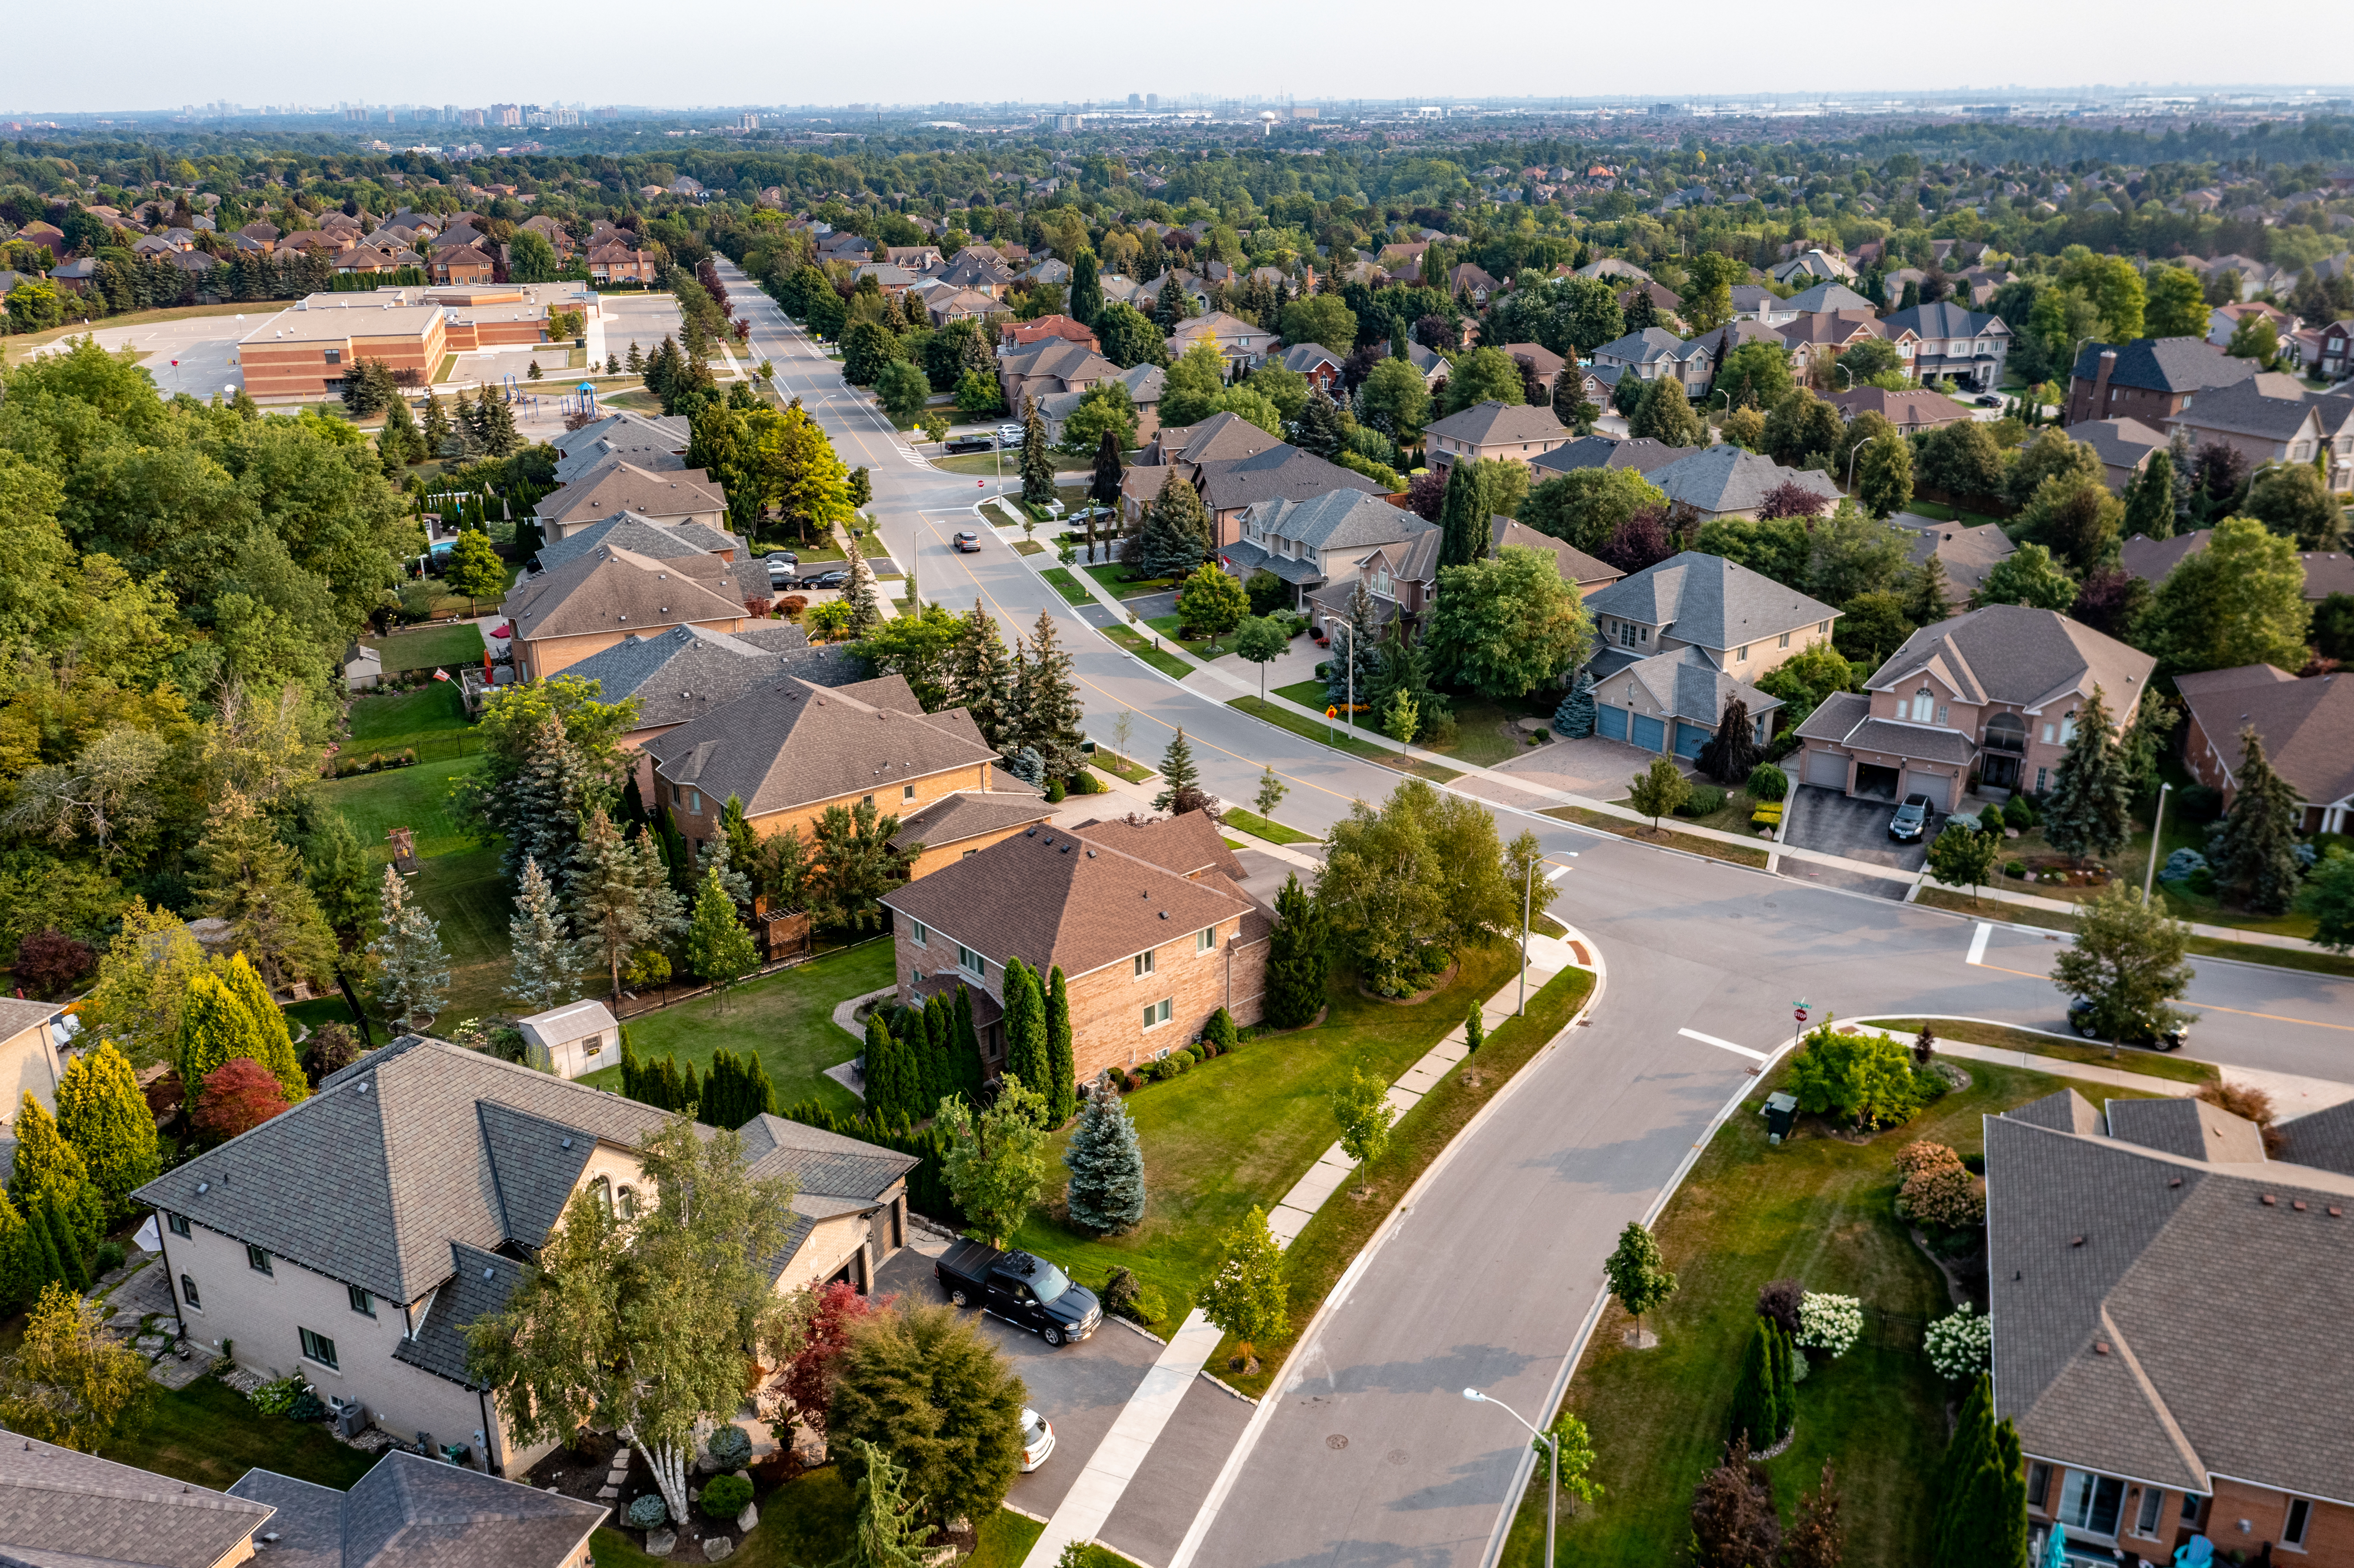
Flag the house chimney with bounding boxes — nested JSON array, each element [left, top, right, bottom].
[[2086, 348, 2117, 421]]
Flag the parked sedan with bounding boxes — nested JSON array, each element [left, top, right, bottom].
[[801, 569, 850, 590], [1020, 1407, 1056, 1472], [952, 530, 982, 553], [997, 423, 1025, 445], [1888, 793, 1935, 842]]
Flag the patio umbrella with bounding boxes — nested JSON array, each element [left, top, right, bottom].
[[2042, 1522, 2068, 1568]]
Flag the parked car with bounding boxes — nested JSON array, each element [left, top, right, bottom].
[[764, 551, 799, 567], [1974, 393, 2005, 408], [944, 436, 994, 455], [996, 423, 1025, 445], [953, 530, 981, 553], [935, 1241, 1102, 1347], [1888, 793, 1935, 842], [2068, 998, 2189, 1051], [801, 569, 850, 590], [1020, 1407, 1055, 1471]]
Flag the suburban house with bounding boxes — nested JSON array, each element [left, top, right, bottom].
[[1000, 314, 1098, 353], [1128, 414, 1384, 548], [1038, 361, 1165, 448], [1987, 1089, 2354, 1568], [852, 262, 919, 296], [2159, 374, 2331, 474], [550, 411, 690, 484], [998, 336, 1121, 419], [2072, 417, 2171, 492], [1423, 401, 1574, 480], [534, 461, 731, 541], [1898, 516, 2016, 601], [516, 999, 624, 1080], [1730, 283, 1795, 325], [2314, 319, 2354, 381], [1277, 341, 1345, 392], [2175, 665, 2354, 834], [887, 790, 1058, 879], [1779, 281, 1877, 317], [2120, 529, 2354, 604], [1768, 250, 1857, 286], [642, 672, 1036, 878], [586, 243, 657, 284], [1500, 342, 1569, 401], [1226, 488, 1434, 613], [880, 813, 1270, 1087], [1795, 604, 2156, 806], [1880, 301, 2012, 388], [1827, 386, 1976, 433], [1167, 310, 1272, 370], [227, 1451, 607, 1568], [1779, 311, 1899, 380], [134, 1036, 917, 1476], [0, 1000, 70, 1139], [534, 511, 745, 572], [2207, 299, 2299, 348], [429, 243, 495, 286], [1531, 434, 1699, 479], [1589, 327, 1713, 393], [500, 544, 755, 680], [1645, 444, 1843, 522], [1313, 516, 1618, 645], [2066, 337, 2258, 427]]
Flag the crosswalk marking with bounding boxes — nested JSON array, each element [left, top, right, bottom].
[[1967, 921, 1992, 966], [1677, 1028, 1769, 1062]]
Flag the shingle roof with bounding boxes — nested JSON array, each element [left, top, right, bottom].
[[536, 460, 727, 529], [1196, 445, 1386, 512], [1492, 519, 1618, 586], [1065, 809, 1248, 884], [2069, 416, 2169, 475], [641, 673, 998, 820], [2169, 376, 2324, 443], [1423, 400, 1572, 447], [1864, 603, 2156, 714], [1897, 516, 2015, 597], [1780, 281, 1876, 315], [2275, 1098, 2354, 1177], [2177, 667, 2354, 808], [1279, 342, 1343, 375], [1246, 488, 1421, 554], [2070, 336, 2258, 395], [1001, 336, 1120, 386], [1881, 302, 2005, 339], [887, 790, 1054, 853], [2118, 528, 2212, 584], [1586, 550, 1839, 649], [502, 544, 750, 644], [2104, 1097, 2269, 1164], [1603, 644, 1782, 726], [1826, 387, 1974, 427], [1645, 445, 1843, 517], [560, 622, 868, 731], [1590, 327, 1690, 365], [738, 1113, 917, 1202], [1531, 435, 1696, 477], [1160, 410, 1283, 468], [534, 513, 744, 572], [1, 1431, 274, 1568], [1221, 537, 1328, 586]]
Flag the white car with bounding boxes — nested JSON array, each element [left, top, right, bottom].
[[1020, 1407, 1055, 1472], [997, 423, 1025, 446]]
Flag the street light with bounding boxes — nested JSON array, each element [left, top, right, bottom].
[[1520, 857, 1574, 1015], [1846, 431, 1892, 492], [1466, 1387, 1557, 1567], [2142, 781, 2172, 904]]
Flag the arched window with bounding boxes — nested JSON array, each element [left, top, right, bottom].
[[1983, 712, 2027, 754], [1911, 686, 1935, 723], [590, 1175, 613, 1216], [616, 1185, 638, 1220]]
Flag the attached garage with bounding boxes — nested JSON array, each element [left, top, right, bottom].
[[1906, 772, 1953, 810], [1631, 713, 1667, 752], [1673, 722, 1708, 760], [1597, 706, 1628, 742], [1805, 748, 1850, 790]]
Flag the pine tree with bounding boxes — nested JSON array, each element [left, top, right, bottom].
[[175, 973, 269, 1115], [1324, 584, 1383, 712], [1063, 1087, 1147, 1233], [507, 854, 581, 1013], [1131, 470, 1212, 579], [1553, 669, 1598, 738], [214, 953, 306, 1104], [1728, 1316, 1783, 1453], [2212, 725, 2306, 914], [951, 984, 987, 1101], [191, 791, 337, 992], [569, 809, 686, 999], [1436, 458, 1490, 568], [1152, 728, 1202, 812], [1043, 966, 1077, 1126], [53, 1042, 159, 1220], [946, 599, 1018, 751], [1000, 958, 1049, 1105], [2041, 685, 2133, 867], [1016, 611, 1085, 781], [366, 865, 451, 1032], [1263, 872, 1330, 1028], [1019, 398, 1056, 507]]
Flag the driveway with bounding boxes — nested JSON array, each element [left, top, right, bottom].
[[1782, 784, 1936, 874], [1488, 734, 1688, 798]]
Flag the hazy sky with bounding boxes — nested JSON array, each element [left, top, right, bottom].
[[18, 0, 2350, 113]]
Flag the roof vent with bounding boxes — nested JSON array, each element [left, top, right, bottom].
[[2093, 1340, 2111, 1356], [1061, 845, 1070, 853], [2331, 1207, 2344, 1218], [483, 1266, 496, 1280], [358, 1081, 371, 1094], [1159, 910, 1168, 919], [2293, 1200, 2308, 1212], [1086, 850, 1096, 858], [197, 1181, 210, 1195], [2168, 1176, 2182, 1188], [560, 1137, 573, 1150], [2069, 1235, 2085, 1247], [2261, 1194, 2277, 1206]]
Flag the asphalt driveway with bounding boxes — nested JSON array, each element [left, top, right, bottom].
[[1782, 784, 1937, 874]]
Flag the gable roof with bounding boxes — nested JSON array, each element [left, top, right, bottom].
[[1881, 301, 2006, 339], [1600, 644, 1782, 726], [1001, 336, 1120, 385], [1422, 400, 1571, 447], [2070, 416, 2169, 475], [1584, 550, 1839, 648], [1196, 444, 1386, 513], [537, 460, 728, 529], [1245, 488, 1422, 553], [1825, 387, 1974, 428], [501, 544, 749, 644], [1779, 281, 1876, 315], [1532, 434, 1696, 478], [1278, 342, 1344, 375], [1, 1430, 274, 1568], [2177, 667, 2354, 807], [1647, 445, 1842, 517], [738, 1113, 919, 1204], [559, 622, 862, 730], [2070, 336, 2259, 395], [1591, 326, 1691, 365], [1866, 603, 2156, 712], [1064, 809, 1249, 884], [1492, 519, 1619, 588], [2169, 375, 2325, 443], [1898, 516, 2015, 598], [2275, 1098, 2354, 1178], [888, 790, 1054, 854], [532, 512, 744, 572]]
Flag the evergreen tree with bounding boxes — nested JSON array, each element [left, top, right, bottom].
[[1000, 958, 1050, 1107], [1294, 388, 1346, 459], [2212, 725, 2306, 914], [1019, 398, 1056, 508], [1063, 1087, 1147, 1234], [175, 972, 269, 1114], [366, 865, 451, 1032], [1931, 1377, 2028, 1568], [214, 952, 308, 1104], [1015, 611, 1085, 781], [9, 1095, 103, 1251], [2124, 450, 2175, 540], [1324, 584, 1384, 711], [507, 854, 581, 1013], [1152, 728, 1202, 812], [833, 1438, 934, 1568], [2041, 685, 2133, 866], [1553, 669, 1598, 739], [951, 984, 987, 1101], [1155, 274, 1187, 329], [53, 1042, 159, 1220], [569, 809, 687, 999], [21, 1190, 70, 1295], [946, 599, 1018, 751], [864, 1011, 902, 1122], [40, 1192, 89, 1291], [1131, 471, 1212, 579], [1728, 1316, 1784, 1451], [1263, 872, 1330, 1028], [1043, 966, 1077, 1126], [190, 792, 337, 992], [844, 536, 884, 639], [1695, 698, 1762, 786], [685, 870, 760, 1005], [419, 390, 452, 457], [1068, 249, 1103, 327], [921, 995, 954, 1108], [1906, 554, 1953, 625], [1436, 458, 1490, 568], [0, 1189, 36, 1308], [1087, 430, 1124, 559]]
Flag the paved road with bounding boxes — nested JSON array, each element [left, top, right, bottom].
[[719, 261, 2354, 1568]]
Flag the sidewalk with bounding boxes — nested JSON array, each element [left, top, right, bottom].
[[1924, 879, 2321, 953]]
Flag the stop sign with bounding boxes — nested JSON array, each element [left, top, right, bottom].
[[1794, 1007, 1809, 1023]]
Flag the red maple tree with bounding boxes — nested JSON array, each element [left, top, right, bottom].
[[192, 1058, 290, 1144]]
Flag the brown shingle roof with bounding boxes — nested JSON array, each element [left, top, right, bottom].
[[2177, 666, 2354, 808], [889, 791, 1055, 853], [502, 544, 748, 643], [1423, 400, 1572, 447], [538, 460, 727, 528]]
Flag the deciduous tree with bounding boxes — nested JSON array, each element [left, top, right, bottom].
[[828, 1302, 1026, 1533], [1199, 1205, 1286, 1370], [190, 1057, 290, 1143], [1426, 546, 1594, 699], [937, 1078, 1051, 1248], [1603, 1220, 1677, 1342], [2052, 884, 2195, 1045]]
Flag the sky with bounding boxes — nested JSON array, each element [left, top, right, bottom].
[[15, 0, 2353, 114]]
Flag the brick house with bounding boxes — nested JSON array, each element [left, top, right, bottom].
[[880, 813, 1270, 1087], [1277, 341, 1345, 393], [1826, 386, 1976, 434], [2174, 665, 2354, 834], [534, 460, 730, 541], [430, 243, 496, 286], [586, 242, 656, 284], [1167, 310, 1272, 371], [1988, 1089, 2354, 1567], [1127, 413, 1383, 549], [1879, 301, 2011, 389], [1000, 314, 1099, 353], [1795, 604, 2155, 806], [1423, 400, 1573, 480], [2066, 337, 2257, 427], [998, 336, 1121, 422], [2315, 319, 2354, 382], [500, 543, 755, 679]]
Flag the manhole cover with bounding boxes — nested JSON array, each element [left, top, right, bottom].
[[1387, 1450, 1409, 1465], [1326, 1434, 1348, 1450]]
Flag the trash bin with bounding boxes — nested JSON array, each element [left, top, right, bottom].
[[1763, 1092, 1797, 1144]]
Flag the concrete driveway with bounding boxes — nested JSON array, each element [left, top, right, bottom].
[[1489, 733, 1688, 797], [1782, 784, 1937, 874]]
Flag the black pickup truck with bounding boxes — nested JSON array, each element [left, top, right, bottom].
[[936, 1241, 1102, 1347]]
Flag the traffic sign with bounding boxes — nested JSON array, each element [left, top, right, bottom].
[[1325, 706, 1338, 719], [1794, 1007, 1809, 1023]]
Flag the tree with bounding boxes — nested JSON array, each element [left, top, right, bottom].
[[806, 799, 920, 930], [830, 1438, 934, 1568], [1177, 563, 1248, 638], [1042, 965, 1079, 1125], [1360, 356, 1432, 440], [1917, 419, 2007, 503], [0, 1282, 153, 1452], [686, 869, 760, 1002], [1059, 382, 1137, 457], [2225, 313, 2280, 365], [1728, 1317, 1787, 1449], [1095, 302, 1165, 369], [828, 1302, 1026, 1533], [1441, 347, 1526, 414], [1436, 455, 1490, 569], [1317, 779, 1520, 996], [937, 1079, 1052, 1248], [1554, 669, 1597, 738], [467, 1116, 799, 1526], [1597, 1215, 1678, 1350], [53, 1042, 159, 1220], [191, 1057, 291, 1143], [1264, 872, 1329, 1029], [1782, 1463, 1846, 1568], [1232, 616, 1288, 702], [306, 812, 374, 947], [1975, 541, 2077, 611], [1830, 591, 1914, 668], [1716, 341, 1794, 411], [2212, 727, 2306, 914], [2298, 846, 2354, 953], [1853, 435, 1914, 519], [875, 359, 930, 422], [2143, 264, 2210, 339], [1293, 386, 1345, 457], [1927, 819, 2001, 905], [998, 956, 1050, 1104], [1427, 546, 1594, 699], [78, 903, 207, 1070], [1325, 582, 1385, 712], [367, 865, 449, 1032], [2123, 451, 2176, 540], [568, 808, 686, 1000], [7, 1094, 100, 1249], [1696, 698, 1761, 785], [1199, 1205, 1286, 1371], [1330, 1063, 1395, 1195], [1131, 471, 1211, 579], [1152, 727, 1203, 813], [1014, 610, 1085, 782], [1067, 248, 1103, 327], [841, 320, 900, 386], [445, 528, 506, 616], [1628, 756, 1691, 831], [2141, 515, 2310, 677], [2042, 685, 2134, 866], [190, 792, 337, 992], [507, 855, 580, 1014], [1064, 1086, 1146, 1234], [1158, 340, 1227, 426], [2052, 884, 2195, 1045], [212, 953, 305, 1104], [1280, 292, 1357, 355], [1690, 1439, 1782, 1568], [455, 678, 639, 894], [1931, 1377, 2027, 1568], [1764, 389, 1844, 470], [1629, 376, 1704, 446], [954, 369, 1003, 419], [508, 227, 560, 283], [174, 971, 268, 1122], [2246, 463, 2345, 551], [1521, 467, 1667, 556], [2016, 473, 2122, 577], [1804, 503, 1912, 607]]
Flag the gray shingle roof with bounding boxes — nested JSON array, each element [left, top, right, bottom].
[[2276, 1098, 2354, 1177], [1196, 445, 1385, 513], [1, 1431, 274, 1568], [738, 1114, 917, 1202], [1864, 603, 2155, 713], [534, 512, 745, 572], [1779, 281, 1876, 315], [393, 1241, 531, 1387], [1531, 435, 1696, 478], [559, 622, 868, 732], [2170, 376, 2324, 442], [1585, 550, 1840, 651], [536, 460, 727, 530], [1645, 445, 1842, 517], [1492, 519, 1618, 587], [1897, 516, 2015, 598], [888, 790, 1055, 853], [1881, 302, 2005, 339], [1246, 488, 1421, 554], [502, 544, 750, 644], [1604, 644, 1781, 727], [2104, 1097, 2269, 1164], [1279, 343, 1343, 375], [2069, 336, 2258, 395], [2068, 416, 2168, 475], [1221, 537, 1327, 586], [1422, 400, 1572, 447], [230, 1447, 606, 1568], [1590, 327, 1689, 365]]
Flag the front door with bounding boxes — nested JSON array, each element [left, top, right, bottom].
[[1980, 752, 2020, 791]]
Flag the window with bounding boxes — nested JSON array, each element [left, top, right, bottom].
[[862, 793, 874, 807], [2026, 1464, 2051, 1511], [349, 1285, 375, 1317], [180, 1274, 201, 1310], [1196, 926, 1217, 954], [1142, 997, 1172, 1030], [2285, 1497, 2312, 1548], [957, 943, 984, 977], [1778, 632, 1791, 650], [2182, 1495, 2204, 1523], [911, 921, 929, 948], [1737, 645, 1749, 662], [1911, 688, 1934, 722], [1133, 949, 1156, 978], [247, 1244, 273, 1276], [687, 788, 702, 815], [2036, 767, 2048, 793], [168, 1213, 191, 1238], [1817, 621, 1829, 635], [1936, 705, 1949, 726], [2042, 722, 2056, 744], [299, 1327, 339, 1371], [617, 1185, 638, 1220], [2134, 1487, 2163, 1536], [2055, 1472, 2124, 1537], [323, 348, 341, 364], [903, 784, 916, 802]]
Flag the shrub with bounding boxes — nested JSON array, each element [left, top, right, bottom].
[[700, 1475, 754, 1520], [2003, 794, 2038, 829], [2160, 847, 2208, 884], [249, 1375, 305, 1416], [1785, 1024, 1929, 1129], [1755, 1278, 1803, 1335], [2175, 784, 2223, 821], [1315, 662, 1332, 681], [1046, 779, 1066, 803], [1100, 1266, 1168, 1327], [1746, 762, 1789, 803], [1899, 1160, 1987, 1229], [1678, 785, 1727, 818], [707, 1424, 754, 1469], [1925, 1304, 1993, 1381], [2003, 859, 2027, 877], [95, 1240, 126, 1275], [287, 1390, 326, 1422], [626, 1494, 669, 1529], [1794, 1292, 1863, 1358], [1204, 1007, 1239, 1049], [1892, 1139, 1960, 1177]]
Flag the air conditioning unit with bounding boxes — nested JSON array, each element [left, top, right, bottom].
[[328, 1397, 368, 1441]]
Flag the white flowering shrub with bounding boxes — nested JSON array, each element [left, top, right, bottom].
[[1925, 1304, 1993, 1381], [1795, 1292, 1863, 1359]]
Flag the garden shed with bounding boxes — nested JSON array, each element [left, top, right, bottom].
[[517, 999, 622, 1080]]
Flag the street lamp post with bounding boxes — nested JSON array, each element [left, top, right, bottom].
[[1520, 857, 1575, 1015], [2142, 781, 2173, 904], [1846, 432, 1891, 492], [1466, 1387, 1556, 1567]]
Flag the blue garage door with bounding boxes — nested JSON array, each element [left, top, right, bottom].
[[1597, 706, 1628, 742], [1673, 721, 1708, 759], [1631, 714, 1667, 752]]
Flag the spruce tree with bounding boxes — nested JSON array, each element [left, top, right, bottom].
[[844, 536, 884, 639], [419, 389, 452, 456], [367, 865, 451, 1032], [2042, 685, 2133, 866], [53, 1042, 159, 1220], [507, 854, 581, 1014], [568, 809, 686, 1000], [1324, 583, 1383, 711], [1044, 966, 1077, 1126], [1553, 669, 1598, 738], [1263, 872, 1330, 1028], [1063, 1087, 1147, 1234], [1000, 958, 1050, 1106], [1436, 457, 1490, 568], [947, 598, 1018, 751], [1295, 388, 1346, 459], [1155, 274, 1187, 329], [1019, 398, 1056, 507], [1016, 611, 1085, 781], [2212, 725, 2306, 914], [1152, 728, 1202, 812], [951, 984, 987, 1100], [215, 952, 307, 1104], [1132, 471, 1212, 579]]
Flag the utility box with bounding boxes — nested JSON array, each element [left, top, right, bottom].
[[1763, 1092, 1797, 1144]]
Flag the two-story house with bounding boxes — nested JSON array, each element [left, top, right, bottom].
[[2314, 319, 2354, 382], [1277, 342, 1345, 393], [2066, 337, 2258, 427], [1779, 310, 1907, 381], [1881, 301, 2012, 389], [1423, 401, 1574, 480], [1646, 444, 1843, 523], [1589, 327, 1714, 394], [1314, 517, 1619, 645], [881, 813, 1270, 1087], [500, 542, 755, 681], [2159, 374, 2329, 472], [2175, 664, 2354, 835], [1794, 603, 2156, 807], [134, 1036, 917, 1478], [1225, 488, 1433, 613], [1130, 414, 1386, 550], [998, 336, 1122, 422], [534, 460, 729, 542], [1168, 309, 1271, 370]]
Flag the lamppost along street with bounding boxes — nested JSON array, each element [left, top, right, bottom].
[[1466, 1386, 1557, 1566], [2142, 781, 2173, 904]]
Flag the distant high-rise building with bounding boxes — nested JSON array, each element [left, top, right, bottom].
[[443, 104, 458, 121], [492, 103, 522, 127], [1128, 93, 1142, 110], [1146, 93, 1159, 112]]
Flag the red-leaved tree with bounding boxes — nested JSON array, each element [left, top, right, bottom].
[[785, 1281, 890, 1435], [1599, 505, 1675, 574], [14, 928, 94, 998], [1756, 480, 1831, 522], [192, 1058, 290, 1144]]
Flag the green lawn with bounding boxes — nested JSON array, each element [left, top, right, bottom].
[[1084, 563, 1184, 599], [1009, 944, 1523, 1332], [1090, 749, 1153, 784], [1272, 679, 1555, 769], [1911, 887, 2354, 980], [363, 622, 489, 672], [1227, 697, 1464, 783], [1220, 808, 1319, 845], [103, 1375, 379, 1493], [1040, 566, 1094, 606], [343, 682, 481, 763], [1542, 804, 1772, 869], [588, 1468, 1041, 1568], [578, 940, 891, 1115], [1498, 1057, 2164, 1568], [1860, 1016, 2216, 1085], [313, 754, 484, 862], [1900, 497, 2010, 529], [1143, 613, 1231, 660], [1100, 623, 1194, 680]]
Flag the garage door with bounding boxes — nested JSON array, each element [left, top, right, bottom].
[[1631, 714, 1666, 752], [1673, 722, 1708, 759], [1597, 706, 1628, 742], [1805, 749, 1850, 789], [1909, 772, 1952, 810]]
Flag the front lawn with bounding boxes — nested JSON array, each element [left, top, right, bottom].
[[1084, 563, 1183, 599], [363, 621, 488, 672], [1040, 566, 1094, 606], [1270, 678, 1554, 769], [1090, 749, 1153, 784], [1498, 1057, 2164, 1567], [1008, 944, 1523, 1332], [1860, 1016, 2216, 1085], [1542, 804, 1771, 869], [1100, 623, 1193, 680], [1220, 808, 1319, 846], [103, 1375, 379, 1493], [1227, 697, 1463, 783], [343, 682, 481, 763], [577, 940, 891, 1115], [1142, 613, 1231, 660], [588, 1468, 1041, 1568]]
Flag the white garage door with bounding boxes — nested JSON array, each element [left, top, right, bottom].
[[1805, 749, 1850, 789], [1909, 772, 1952, 810]]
